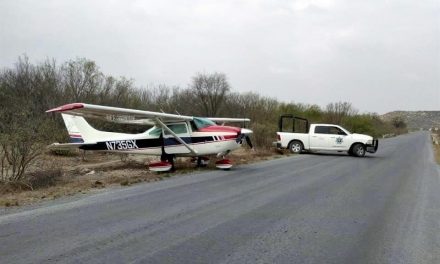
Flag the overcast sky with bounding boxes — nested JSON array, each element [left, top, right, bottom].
[[0, 0, 439, 113]]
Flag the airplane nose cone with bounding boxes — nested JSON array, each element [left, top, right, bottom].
[[241, 128, 253, 135]]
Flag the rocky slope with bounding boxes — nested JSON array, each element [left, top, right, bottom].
[[381, 111, 440, 130]]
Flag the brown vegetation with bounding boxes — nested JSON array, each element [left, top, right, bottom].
[[434, 146, 440, 164], [0, 55, 405, 206], [432, 133, 440, 164]]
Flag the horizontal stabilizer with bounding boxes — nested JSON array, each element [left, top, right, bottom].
[[48, 142, 97, 149]]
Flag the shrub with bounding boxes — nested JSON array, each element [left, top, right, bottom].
[[49, 149, 79, 157], [0, 134, 44, 183], [27, 168, 63, 189]]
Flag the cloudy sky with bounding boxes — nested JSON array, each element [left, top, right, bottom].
[[0, 0, 439, 113]]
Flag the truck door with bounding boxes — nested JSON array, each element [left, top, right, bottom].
[[163, 122, 192, 154], [326, 126, 349, 149], [311, 125, 350, 150], [310, 125, 330, 149]]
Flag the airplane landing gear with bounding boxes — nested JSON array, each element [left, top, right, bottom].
[[191, 157, 210, 167], [148, 154, 175, 172], [148, 161, 173, 172], [161, 154, 176, 172], [215, 158, 233, 170]]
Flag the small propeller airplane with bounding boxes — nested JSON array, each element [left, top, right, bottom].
[[46, 103, 253, 172]]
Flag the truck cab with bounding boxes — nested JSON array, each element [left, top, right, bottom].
[[274, 115, 378, 157]]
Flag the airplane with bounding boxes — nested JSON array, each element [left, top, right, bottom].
[[46, 103, 253, 172]]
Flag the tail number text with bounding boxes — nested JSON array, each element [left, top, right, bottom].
[[106, 140, 139, 150]]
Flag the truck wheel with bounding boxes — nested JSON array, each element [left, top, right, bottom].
[[352, 143, 366, 157], [289, 141, 303, 154]]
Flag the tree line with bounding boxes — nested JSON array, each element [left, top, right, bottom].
[[0, 56, 404, 182]]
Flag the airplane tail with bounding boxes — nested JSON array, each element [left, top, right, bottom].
[[61, 114, 102, 143]]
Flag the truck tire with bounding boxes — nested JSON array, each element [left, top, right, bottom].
[[289, 140, 303, 154], [352, 143, 366, 157]]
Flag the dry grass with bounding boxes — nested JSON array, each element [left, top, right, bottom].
[[432, 133, 440, 164], [0, 148, 290, 207], [434, 146, 440, 164]]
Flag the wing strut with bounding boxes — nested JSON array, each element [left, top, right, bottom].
[[154, 118, 198, 155]]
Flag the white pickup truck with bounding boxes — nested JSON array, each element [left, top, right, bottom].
[[273, 115, 378, 157]]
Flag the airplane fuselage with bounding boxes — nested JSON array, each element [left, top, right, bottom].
[[75, 121, 243, 157]]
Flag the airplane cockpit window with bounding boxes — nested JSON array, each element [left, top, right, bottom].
[[189, 121, 198, 132], [193, 117, 215, 129], [147, 127, 162, 136], [164, 123, 188, 135]]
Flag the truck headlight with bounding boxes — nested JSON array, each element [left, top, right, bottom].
[[366, 139, 373, 145]]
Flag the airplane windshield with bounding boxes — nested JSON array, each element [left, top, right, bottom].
[[193, 117, 216, 129], [146, 126, 162, 136]]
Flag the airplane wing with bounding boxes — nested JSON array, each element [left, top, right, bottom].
[[207, 117, 250, 123], [47, 103, 251, 125], [46, 103, 193, 125]]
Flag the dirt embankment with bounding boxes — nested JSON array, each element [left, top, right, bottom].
[[432, 133, 440, 164], [0, 148, 288, 207]]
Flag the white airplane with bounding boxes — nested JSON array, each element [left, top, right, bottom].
[[46, 103, 253, 172]]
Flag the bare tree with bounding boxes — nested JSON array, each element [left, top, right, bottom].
[[0, 134, 43, 183], [191, 72, 230, 116], [325, 102, 358, 124], [0, 56, 62, 184], [61, 58, 104, 102], [391, 117, 406, 129]]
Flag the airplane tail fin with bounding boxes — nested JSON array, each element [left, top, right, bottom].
[[61, 114, 101, 143]]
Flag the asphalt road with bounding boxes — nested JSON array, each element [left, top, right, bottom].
[[1, 132, 439, 264]]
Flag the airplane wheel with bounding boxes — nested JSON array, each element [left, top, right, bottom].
[[215, 159, 233, 170], [149, 161, 172, 172]]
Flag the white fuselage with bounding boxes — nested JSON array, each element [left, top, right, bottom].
[[78, 121, 243, 157]]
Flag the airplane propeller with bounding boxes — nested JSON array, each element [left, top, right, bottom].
[[236, 128, 254, 149], [245, 135, 254, 149]]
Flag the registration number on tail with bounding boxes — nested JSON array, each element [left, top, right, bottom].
[[105, 140, 139, 150]]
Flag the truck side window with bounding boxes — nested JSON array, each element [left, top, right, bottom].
[[329, 126, 347, 135], [314, 126, 329, 134]]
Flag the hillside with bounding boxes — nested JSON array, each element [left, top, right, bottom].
[[381, 111, 440, 130]]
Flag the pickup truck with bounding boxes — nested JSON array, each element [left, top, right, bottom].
[[273, 115, 378, 157]]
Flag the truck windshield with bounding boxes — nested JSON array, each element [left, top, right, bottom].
[[193, 117, 216, 129]]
